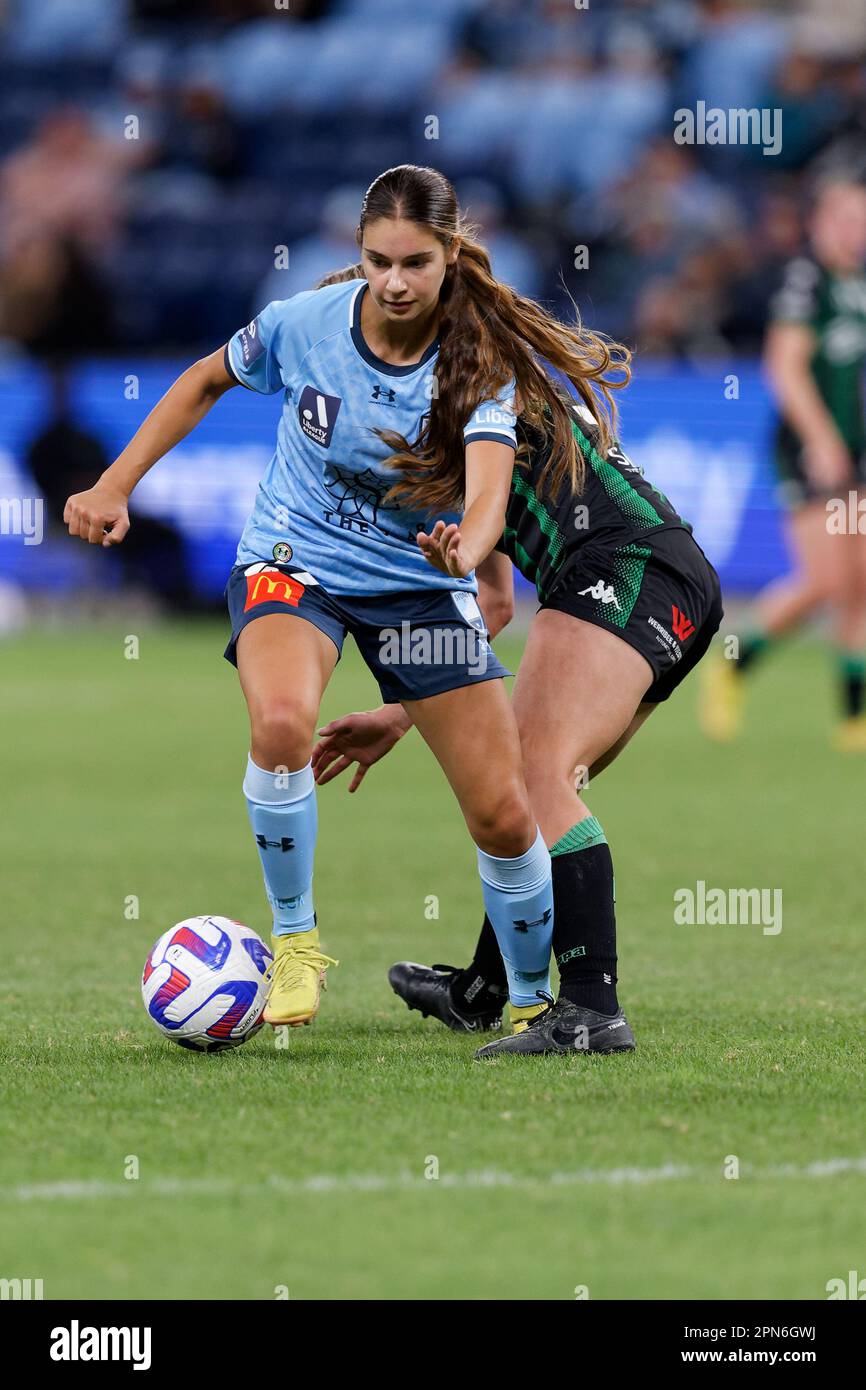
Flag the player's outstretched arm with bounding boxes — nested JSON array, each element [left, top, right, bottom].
[[418, 437, 514, 578], [64, 346, 237, 546], [312, 706, 413, 792]]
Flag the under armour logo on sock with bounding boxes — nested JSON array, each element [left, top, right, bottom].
[[513, 908, 552, 933], [255, 834, 295, 852]]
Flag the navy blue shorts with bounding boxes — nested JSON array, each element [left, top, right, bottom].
[[224, 562, 511, 704]]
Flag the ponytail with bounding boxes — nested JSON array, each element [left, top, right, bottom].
[[314, 263, 365, 288], [376, 232, 629, 511]]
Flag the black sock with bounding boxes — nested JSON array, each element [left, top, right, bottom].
[[735, 630, 769, 674], [839, 652, 865, 718], [451, 915, 508, 1013], [550, 817, 619, 1015]]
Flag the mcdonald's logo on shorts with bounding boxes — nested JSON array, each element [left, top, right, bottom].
[[244, 565, 306, 613]]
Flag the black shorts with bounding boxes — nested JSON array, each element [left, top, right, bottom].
[[774, 432, 866, 508], [539, 526, 723, 703], [224, 562, 510, 704]]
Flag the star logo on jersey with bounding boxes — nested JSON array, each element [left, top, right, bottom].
[[297, 385, 342, 448], [323, 465, 391, 527]]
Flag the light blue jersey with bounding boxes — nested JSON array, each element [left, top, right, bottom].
[[225, 279, 517, 595]]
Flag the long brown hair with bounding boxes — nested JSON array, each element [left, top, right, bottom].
[[315, 165, 630, 509]]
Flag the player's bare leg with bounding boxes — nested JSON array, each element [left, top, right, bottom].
[[402, 677, 554, 1021], [238, 616, 340, 1025], [753, 501, 845, 634], [701, 500, 845, 740], [510, 612, 655, 846], [831, 508, 866, 750], [472, 615, 649, 1056], [238, 614, 339, 772], [402, 678, 535, 859], [393, 617, 651, 1053]]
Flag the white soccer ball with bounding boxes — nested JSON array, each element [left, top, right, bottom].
[[142, 915, 272, 1052]]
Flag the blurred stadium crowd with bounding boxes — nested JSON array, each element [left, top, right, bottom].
[[0, 0, 864, 366]]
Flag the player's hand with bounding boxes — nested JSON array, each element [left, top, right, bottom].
[[803, 435, 854, 491], [64, 483, 131, 547], [417, 520, 473, 578], [312, 706, 410, 792]]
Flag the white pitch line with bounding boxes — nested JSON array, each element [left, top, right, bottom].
[[4, 1156, 866, 1204]]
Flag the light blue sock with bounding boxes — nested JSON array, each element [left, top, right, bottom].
[[243, 755, 317, 937], [476, 827, 553, 1006]]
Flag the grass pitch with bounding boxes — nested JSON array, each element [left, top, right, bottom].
[[0, 618, 863, 1300]]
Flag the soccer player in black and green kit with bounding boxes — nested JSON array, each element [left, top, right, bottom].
[[702, 176, 866, 751], [313, 366, 723, 1057]]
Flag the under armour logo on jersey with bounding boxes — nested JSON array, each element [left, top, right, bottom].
[[671, 606, 696, 640], [255, 834, 295, 853], [513, 908, 552, 933], [579, 580, 621, 609], [297, 385, 342, 447], [370, 383, 397, 404]]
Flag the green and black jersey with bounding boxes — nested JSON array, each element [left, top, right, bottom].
[[769, 257, 866, 466], [498, 401, 692, 603]]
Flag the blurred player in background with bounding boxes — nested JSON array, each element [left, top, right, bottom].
[[702, 176, 866, 749]]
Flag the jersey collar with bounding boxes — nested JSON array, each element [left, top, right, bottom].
[[349, 280, 440, 377]]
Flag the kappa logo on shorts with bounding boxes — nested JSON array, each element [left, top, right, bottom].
[[579, 579, 621, 609], [671, 605, 696, 641], [244, 566, 306, 613], [298, 385, 342, 448]]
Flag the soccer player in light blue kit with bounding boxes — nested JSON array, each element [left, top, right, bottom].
[[65, 164, 610, 1036]]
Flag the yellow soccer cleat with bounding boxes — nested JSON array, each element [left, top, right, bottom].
[[509, 999, 550, 1035], [699, 656, 743, 742], [832, 716, 866, 753], [264, 926, 338, 1027]]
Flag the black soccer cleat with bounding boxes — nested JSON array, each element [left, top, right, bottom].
[[474, 995, 635, 1059], [388, 961, 505, 1034]]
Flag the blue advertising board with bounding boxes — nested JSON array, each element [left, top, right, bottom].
[[0, 358, 793, 599]]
